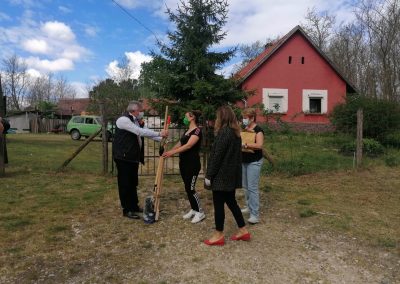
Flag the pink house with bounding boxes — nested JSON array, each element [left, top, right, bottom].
[[237, 25, 356, 129]]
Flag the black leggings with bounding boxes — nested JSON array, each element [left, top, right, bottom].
[[180, 160, 202, 212], [213, 190, 245, 232]]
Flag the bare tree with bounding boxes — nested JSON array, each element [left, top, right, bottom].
[[355, 0, 400, 101], [111, 56, 134, 83], [301, 7, 336, 52], [27, 75, 49, 106], [53, 75, 76, 101], [1, 54, 29, 110], [27, 73, 77, 108]]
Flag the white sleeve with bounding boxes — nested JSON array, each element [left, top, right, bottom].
[[116, 116, 162, 139]]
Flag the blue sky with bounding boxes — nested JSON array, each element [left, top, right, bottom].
[[0, 0, 355, 97]]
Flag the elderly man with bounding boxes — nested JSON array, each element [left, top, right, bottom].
[[113, 101, 168, 220]]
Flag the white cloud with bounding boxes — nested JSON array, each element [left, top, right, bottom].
[[84, 26, 99, 37], [148, 0, 355, 47], [41, 21, 75, 42], [0, 11, 12, 21], [106, 60, 119, 78], [114, 0, 160, 9], [26, 68, 41, 78], [0, 17, 90, 73], [8, 0, 36, 7], [58, 5, 72, 13], [26, 57, 74, 72], [22, 38, 49, 54], [106, 51, 152, 80]]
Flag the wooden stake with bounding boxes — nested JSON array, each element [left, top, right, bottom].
[[356, 108, 363, 168], [154, 106, 170, 221], [57, 128, 102, 172]]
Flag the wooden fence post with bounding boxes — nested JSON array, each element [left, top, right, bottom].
[[0, 132, 4, 177], [100, 102, 108, 175], [356, 108, 363, 168]]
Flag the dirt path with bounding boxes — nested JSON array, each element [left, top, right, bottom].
[[3, 180, 399, 284]]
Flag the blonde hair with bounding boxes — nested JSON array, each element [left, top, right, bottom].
[[214, 105, 241, 137], [242, 108, 257, 122]]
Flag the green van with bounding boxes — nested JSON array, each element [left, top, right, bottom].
[[66, 115, 113, 140]]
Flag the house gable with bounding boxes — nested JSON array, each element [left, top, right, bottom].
[[237, 26, 355, 126]]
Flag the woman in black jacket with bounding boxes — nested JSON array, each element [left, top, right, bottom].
[[204, 106, 250, 246]]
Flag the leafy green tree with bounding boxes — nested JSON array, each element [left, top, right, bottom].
[[330, 95, 400, 141], [139, 0, 247, 121], [88, 78, 140, 120]]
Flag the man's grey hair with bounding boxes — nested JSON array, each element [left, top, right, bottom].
[[127, 101, 142, 112]]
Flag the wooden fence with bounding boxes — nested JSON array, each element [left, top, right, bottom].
[[30, 118, 69, 133]]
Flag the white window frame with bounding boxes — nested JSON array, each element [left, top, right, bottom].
[[262, 88, 288, 113], [302, 89, 328, 114]]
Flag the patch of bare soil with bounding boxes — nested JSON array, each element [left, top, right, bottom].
[[3, 177, 399, 284]]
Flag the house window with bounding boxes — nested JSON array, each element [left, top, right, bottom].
[[302, 89, 328, 114], [263, 88, 288, 113], [309, 98, 321, 113], [301, 57, 305, 64], [288, 56, 292, 64]]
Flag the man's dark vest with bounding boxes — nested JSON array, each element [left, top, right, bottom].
[[112, 113, 144, 164]]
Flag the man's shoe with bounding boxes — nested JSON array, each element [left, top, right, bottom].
[[123, 211, 140, 219], [248, 216, 259, 224], [183, 209, 196, 220], [133, 207, 143, 213], [191, 212, 205, 223]]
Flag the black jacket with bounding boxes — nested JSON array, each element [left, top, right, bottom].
[[206, 126, 242, 192], [112, 113, 144, 164]]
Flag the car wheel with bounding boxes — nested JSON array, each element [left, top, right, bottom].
[[70, 129, 81, 140]]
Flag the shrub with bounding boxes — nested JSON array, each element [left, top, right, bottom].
[[385, 155, 400, 167], [330, 96, 400, 141], [339, 138, 384, 157], [382, 132, 400, 148]]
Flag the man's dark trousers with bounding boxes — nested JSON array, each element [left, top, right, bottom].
[[115, 159, 140, 213]]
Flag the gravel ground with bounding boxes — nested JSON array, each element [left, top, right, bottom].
[[2, 178, 399, 284]]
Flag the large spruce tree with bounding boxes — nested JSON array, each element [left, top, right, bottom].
[[140, 0, 246, 120]]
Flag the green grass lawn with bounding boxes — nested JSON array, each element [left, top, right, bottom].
[[0, 133, 399, 281]]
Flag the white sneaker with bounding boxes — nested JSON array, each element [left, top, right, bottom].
[[241, 207, 249, 213], [191, 211, 205, 223], [248, 216, 259, 224], [183, 209, 196, 220]]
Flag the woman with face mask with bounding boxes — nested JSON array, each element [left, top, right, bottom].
[[162, 110, 205, 223], [241, 108, 264, 224]]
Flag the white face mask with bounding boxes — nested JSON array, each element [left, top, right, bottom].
[[137, 112, 144, 120], [242, 118, 249, 126]]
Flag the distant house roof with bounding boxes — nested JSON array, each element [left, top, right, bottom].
[[56, 98, 90, 116], [236, 25, 357, 94]]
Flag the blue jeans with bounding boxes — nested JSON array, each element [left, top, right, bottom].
[[242, 159, 263, 219]]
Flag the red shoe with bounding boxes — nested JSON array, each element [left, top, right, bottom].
[[204, 236, 225, 246], [230, 232, 251, 241]]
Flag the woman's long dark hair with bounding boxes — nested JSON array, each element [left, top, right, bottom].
[[214, 105, 241, 137]]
